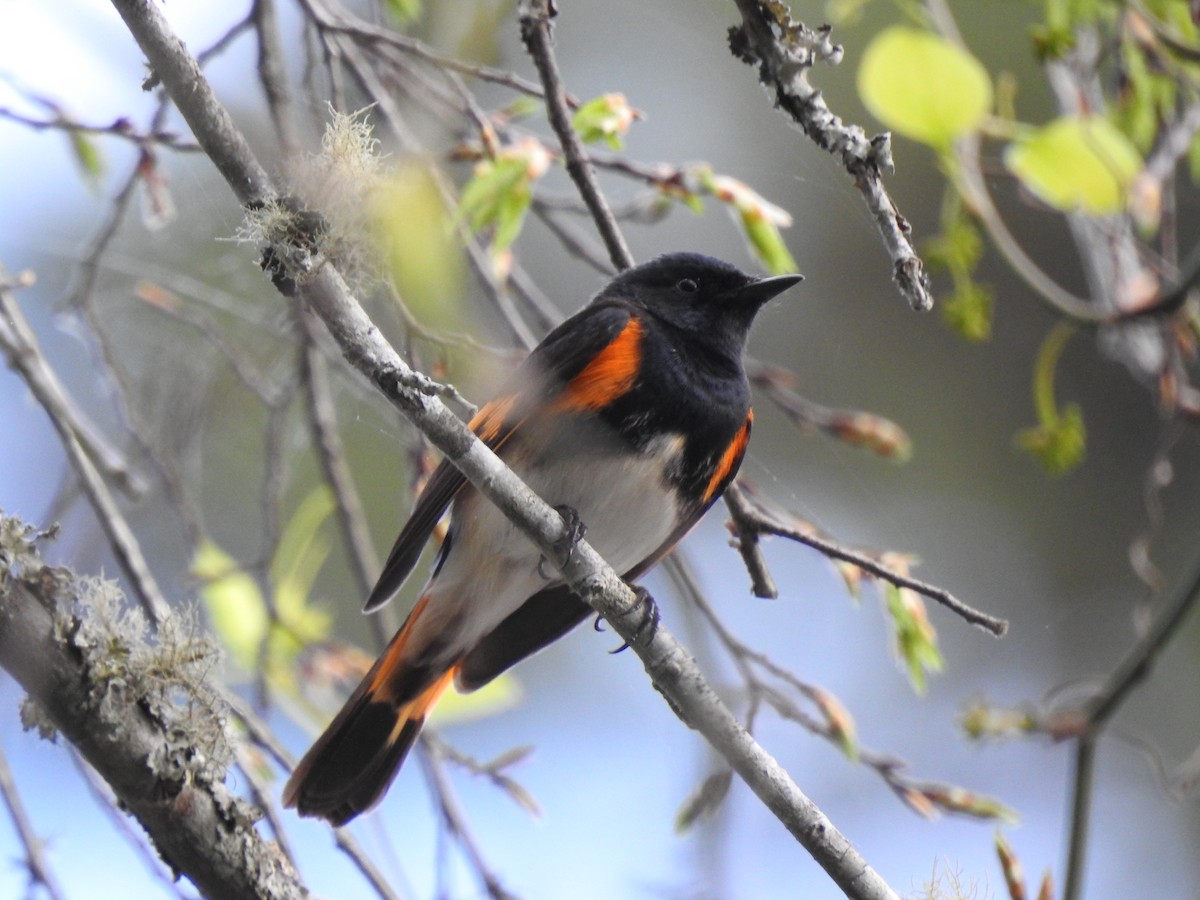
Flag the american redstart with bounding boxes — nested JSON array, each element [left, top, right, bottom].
[[283, 252, 802, 824]]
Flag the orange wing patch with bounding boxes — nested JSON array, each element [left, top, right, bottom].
[[469, 395, 518, 444], [702, 411, 753, 503], [551, 317, 644, 414]]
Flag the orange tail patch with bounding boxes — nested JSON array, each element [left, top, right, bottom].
[[283, 597, 458, 826]]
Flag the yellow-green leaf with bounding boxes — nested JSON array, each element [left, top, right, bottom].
[[571, 93, 640, 150], [382, 0, 421, 22], [271, 487, 334, 653], [193, 540, 268, 671], [1005, 116, 1142, 214], [696, 169, 797, 274], [1017, 323, 1086, 474], [433, 674, 522, 725], [68, 131, 104, 185], [457, 139, 551, 255], [883, 584, 942, 694], [858, 27, 992, 148], [741, 211, 798, 275], [1016, 403, 1086, 475], [941, 281, 994, 342], [674, 769, 733, 833], [372, 162, 465, 324]]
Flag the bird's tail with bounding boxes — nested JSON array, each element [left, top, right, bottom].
[[282, 595, 457, 825]]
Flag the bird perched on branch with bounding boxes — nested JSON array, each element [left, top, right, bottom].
[[283, 252, 802, 825]]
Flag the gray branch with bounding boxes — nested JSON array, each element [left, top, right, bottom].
[[728, 0, 933, 312], [0, 517, 304, 900]]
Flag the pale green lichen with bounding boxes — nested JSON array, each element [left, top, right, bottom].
[[236, 105, 387, 294], [69, 578, 234, 788]]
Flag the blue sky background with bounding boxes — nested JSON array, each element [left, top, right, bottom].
[[1, 2, 1199, 898]]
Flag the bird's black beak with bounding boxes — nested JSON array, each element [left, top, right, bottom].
[[733, 272, 804, 306]]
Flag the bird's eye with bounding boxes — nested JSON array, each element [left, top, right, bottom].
[[676, 278, 699, 294]]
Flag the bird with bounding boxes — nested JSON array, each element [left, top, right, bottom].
[[282, 252, 802, 825]]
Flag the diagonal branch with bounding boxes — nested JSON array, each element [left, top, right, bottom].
[[0, 740, 66, 900], [728, 0, 933, 312], [0, 266, 170, 626], [519, 0, 634, 272], [0, 518, 304, 899], [107, 1, 899, 896]]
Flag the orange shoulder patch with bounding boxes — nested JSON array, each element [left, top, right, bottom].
[[702, 411, 753, 503], [551, 317, 644, 414]]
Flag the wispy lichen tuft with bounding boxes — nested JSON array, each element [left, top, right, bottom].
[[70, 578, 234, 786], [238, 105, 389, 293]]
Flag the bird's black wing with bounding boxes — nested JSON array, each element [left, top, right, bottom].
[[363, 301, 635, 612]]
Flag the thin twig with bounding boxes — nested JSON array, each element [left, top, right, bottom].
[[666, 552, 1012, 822], [1063, 735, 1096, 900], [0, 740, 67, 900], [253, 0, 301, 155], [723, 484, 779, 599], [728, 0, 933, 311], [0, 269, 146, 496], [0, 107, 201, 151], [298, 309, 381, 600], [419, 743, 516, 900], [0, 525, 303, 898], [519, 0, 634, 271], [0, 265, 171, 625], [1084, 555, 1200, 728], [299, 0, 552, 100], [221, 690, 405, 900], [732, 481, 1007, 635]]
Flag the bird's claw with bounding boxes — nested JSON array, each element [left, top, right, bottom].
[[537, 505, 586, 580], [606, 585, 660, 654]]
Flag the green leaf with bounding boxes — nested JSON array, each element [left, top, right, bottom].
[[68, 131, 104, 185], [741, 212, 796, 274], [459, 156, 529, 233], [941, 281, 994, 342], [196, 489, 336, 691], [571, 93, 639, 150], [271, 486, 335, 651], [372, 162, 466, 324], [1016, 403, 1086, 475], [674, 769, 733, 834], [858, 27, 992, 148], [925, 196, 994, 340], [696, 168, 797, 274], [883, 585, 942, 694], [193, 540, 268, 671], [457, 140, 551, 257], [1017, 323, 1086, 474], [382, 0, 421, 23], [923, 211, 983, 274], [1005, 115, 1142, 214]]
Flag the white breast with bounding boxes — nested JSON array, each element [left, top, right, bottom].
[[411, 431, 685, 661]]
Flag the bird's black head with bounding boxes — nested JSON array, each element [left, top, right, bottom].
[[601, 253, 802, 350]]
